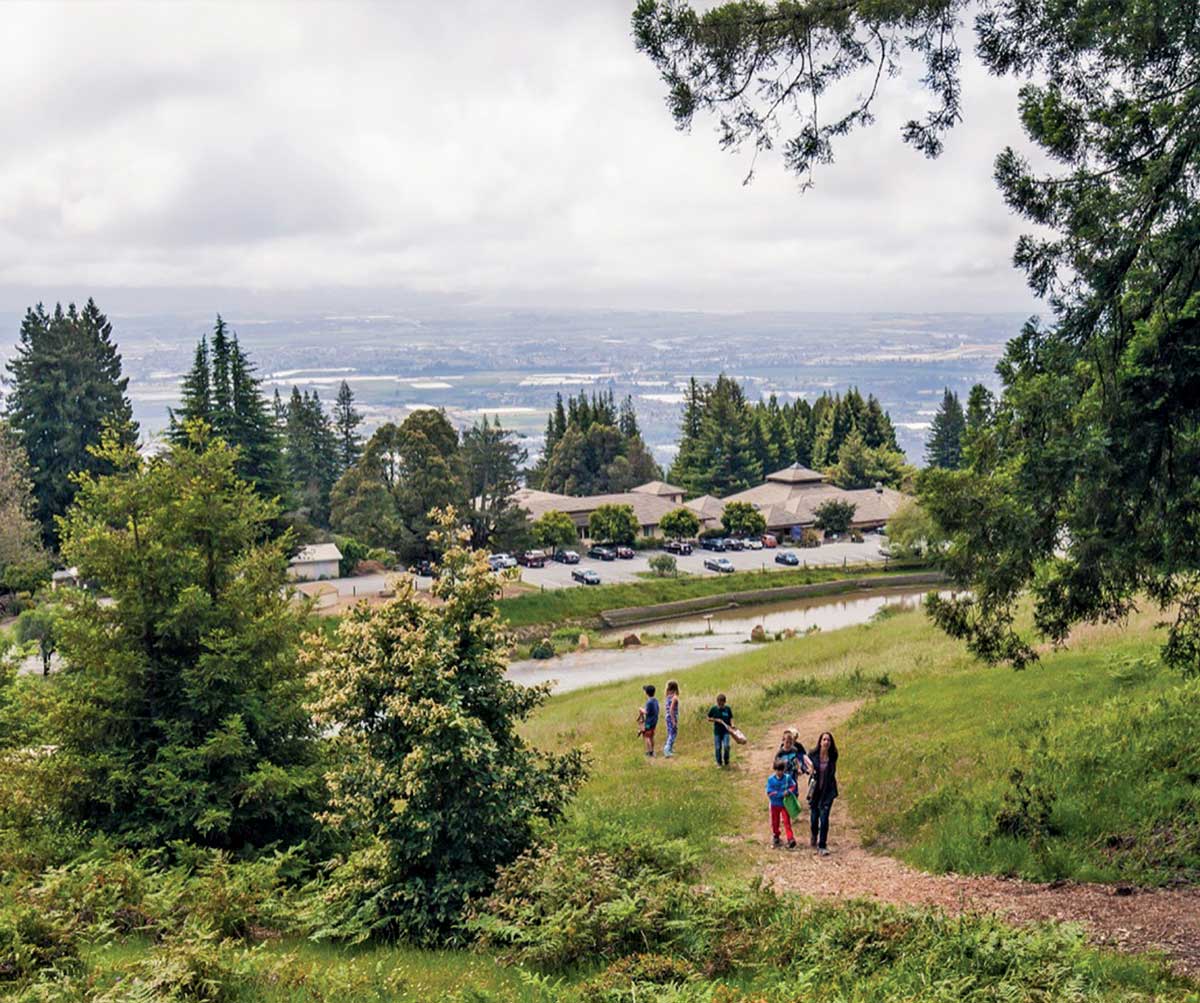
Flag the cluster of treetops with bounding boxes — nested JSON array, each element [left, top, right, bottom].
[[2, 300, 958, 591]]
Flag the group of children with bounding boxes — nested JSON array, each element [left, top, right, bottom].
[[636, 683, 839, 854]]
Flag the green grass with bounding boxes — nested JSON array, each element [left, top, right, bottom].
[[844, 612, 1200, 885], [498, 560, 926, 628], [8, 600, 1199, 1001]]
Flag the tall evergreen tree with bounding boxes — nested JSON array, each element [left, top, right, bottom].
[[618, 394, 640, 439], [285, 387, 340, 525], [210, 315, 234, 437], [862, 394, 899, 451], [229, 336, 286, 499], [333, 379, 363, 471], [168, 336, 212, 443], [668, 377, 708, 495], [789, 398, 814, 466], [49, 424, 322, 848], [925, 388, 966, 470], [694, 374, 761, 495], [4, 299, 136, 544]]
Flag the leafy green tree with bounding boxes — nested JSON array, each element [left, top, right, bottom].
[[0, 422, 49, 594], [925, 389, 966, 470], [303, 513, 586, 943], [15, 604, 59, 676], [538, 392, 660, 496], [333, 380, 363, 471], [588, 503, 639, 545], [47, 423, 322, 848], [814, 499, 857, 536], [658, 506, 700, 540], [635, 0, 1200, 672], [462, 415, 528, 550], [721, 500, 766, 539], [4, 300, 136, 544], [530, 509, 579, 552], [331, 412, 464, 561], [828, 429, 909, 489], [885, 499, 945, 559]]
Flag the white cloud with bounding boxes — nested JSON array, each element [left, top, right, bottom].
[[0, 0, 1042, 313]]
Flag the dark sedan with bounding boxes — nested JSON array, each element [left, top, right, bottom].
[[587, 546, 616, 561], [554, 549, 581, 564], [663, 540, 693, 555], [572, 568, 601, 585], [774, 551, 800, 566]]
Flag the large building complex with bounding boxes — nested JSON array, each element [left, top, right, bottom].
[[514, 463, 908, 541]]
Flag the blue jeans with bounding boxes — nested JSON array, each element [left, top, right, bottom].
[[810, 796, 834, 848], [664, 720, 677, 755], [713, 732, 730, 765]]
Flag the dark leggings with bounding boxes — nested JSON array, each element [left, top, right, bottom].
[[810, 796, 834, 848]]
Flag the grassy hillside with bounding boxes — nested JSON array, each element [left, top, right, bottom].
[[4, 602, 1197, 1001]]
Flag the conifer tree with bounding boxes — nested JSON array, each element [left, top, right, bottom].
[[49, 424, 322, 848], [333, 380, 363, 471], [462, 415, 528, 550], [789, 399, 814, 466], [210, 315, 234, 437], [168, 335, 212, 443], [229, 336, 286, 499], [4, 299, 136, 544], [925, 388, 966, 470]]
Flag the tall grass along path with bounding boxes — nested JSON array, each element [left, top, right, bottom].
[[739, 700, 1200, 976]]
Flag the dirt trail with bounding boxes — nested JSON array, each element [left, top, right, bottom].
[[736, 700, 1200, 976]]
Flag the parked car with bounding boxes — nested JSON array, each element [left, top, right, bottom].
[[517, 550, 546, 568], [700, 537, 726, 552], [587, 546, 616, 561], [489, 552, 517, 570], [725, 538, 745, 551], [745, 538, 764, 550], [774, 551, 800, 566], [572, 568, 601, 585], [411, 559, 436, 577], [554, 549, 581, 564], [762, 534, 778, 548], [663, 539, 693, 555], [615, 545, 635, 559], [704, 556, 736, 573]]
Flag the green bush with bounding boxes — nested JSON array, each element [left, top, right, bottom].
[[529, 638, 556, 660], [647, 554, 677, 578], [336, 537, 371, 577]]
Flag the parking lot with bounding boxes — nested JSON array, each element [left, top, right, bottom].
[[508, 535, 890, 590], [297, 535, 891, 602]]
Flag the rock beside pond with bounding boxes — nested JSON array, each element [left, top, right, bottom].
[[622, 633, 642, 648], [750, 625, 767, 642]]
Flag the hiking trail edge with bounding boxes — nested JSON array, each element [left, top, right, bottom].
[[734, 699, 1200, 976]]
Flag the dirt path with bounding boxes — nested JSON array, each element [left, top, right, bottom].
[[737, 700, 1200, 976]]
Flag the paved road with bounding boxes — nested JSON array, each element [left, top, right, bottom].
[[310, 536, 890, 598]]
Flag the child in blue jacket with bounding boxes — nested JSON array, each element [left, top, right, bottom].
[[766, 756, 798, 849]]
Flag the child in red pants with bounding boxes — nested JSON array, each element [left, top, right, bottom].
[[765, 757, 798, 849]]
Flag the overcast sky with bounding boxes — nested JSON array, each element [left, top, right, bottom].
[[0, 1, 1042, 315]]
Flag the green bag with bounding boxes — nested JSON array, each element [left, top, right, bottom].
[[783, 791, 801, 818]]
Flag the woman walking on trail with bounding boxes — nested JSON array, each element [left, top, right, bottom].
[[663, 680, 680, 758], [809, 731, 839, 855]]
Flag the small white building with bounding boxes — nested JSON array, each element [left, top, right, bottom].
[[288, 543, 342, 581]]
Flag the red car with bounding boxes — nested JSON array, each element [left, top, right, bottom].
[[615, 546, 635, 559], [762, 534, 778, 548], [517, 550, 546, 568]]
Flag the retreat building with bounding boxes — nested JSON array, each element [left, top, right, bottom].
[[513, 465, 908, 542], [287, 543, 343, 581]]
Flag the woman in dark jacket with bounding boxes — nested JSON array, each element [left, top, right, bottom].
[[808, 731, 838, 854]]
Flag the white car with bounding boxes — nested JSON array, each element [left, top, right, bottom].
[[489, 552, 518, 570], [745, 538, 764, 550]]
